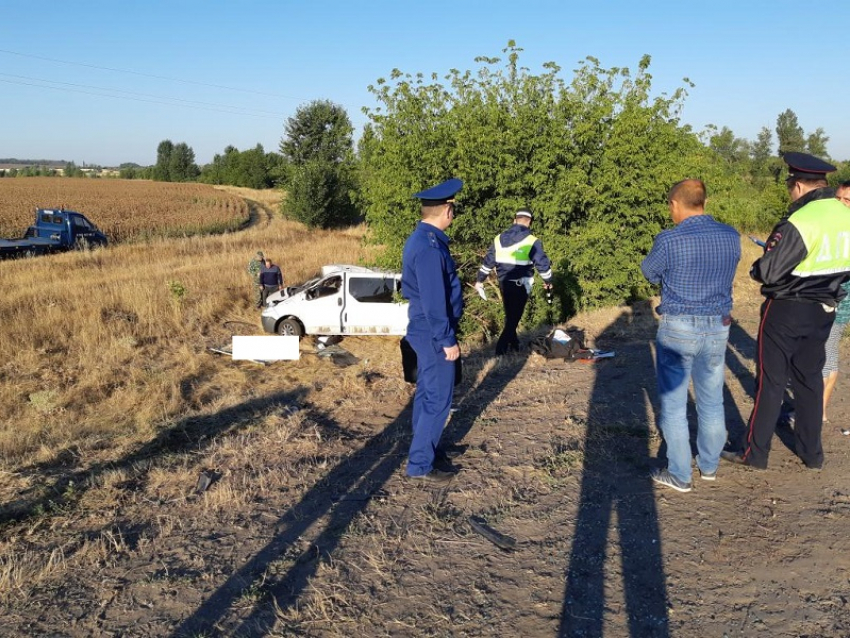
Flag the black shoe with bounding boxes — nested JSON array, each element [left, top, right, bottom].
[[720, 451, 766, 470], [435, 444, 467, 462], [407, 469, 456, 485], [804, 461, 823, 472], [720, 451, 747, 465]]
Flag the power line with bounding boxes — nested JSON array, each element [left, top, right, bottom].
[[0, 47, 311, 102], [0, 72, 289, 119], [0, 77, 283, 119]]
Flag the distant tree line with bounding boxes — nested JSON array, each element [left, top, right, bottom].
[[0, 161, 104, 178], [112, 140, 284, 189], [0, 165, 59, 177], [198, 144, 283, 189]]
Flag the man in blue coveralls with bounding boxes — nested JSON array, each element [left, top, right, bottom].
[[401, 178, 464, 484]]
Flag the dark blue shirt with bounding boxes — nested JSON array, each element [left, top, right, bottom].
[[641, 215, 741, 316], [259, 264, 283, 287], [401, 221, 463, 348], [476, 224, 553, 284]]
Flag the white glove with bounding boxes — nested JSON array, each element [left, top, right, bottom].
[[474, 282, 487, 300]]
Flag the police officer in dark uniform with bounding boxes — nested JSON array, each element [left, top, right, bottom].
[[475, 208, 553, 355], [401, 178, 464, 484], [722, 152, 850, 471]]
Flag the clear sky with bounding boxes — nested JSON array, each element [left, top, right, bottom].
[[1, 0, 847, 167]]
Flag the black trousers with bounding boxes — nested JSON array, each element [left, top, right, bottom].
[[496, 280, 529, 355], [741, 298, 833, 468], [261, 285, 278, 305]]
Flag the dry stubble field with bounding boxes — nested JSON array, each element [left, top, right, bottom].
[[1, 185, 850, 637], [0, 178, 250, 241]]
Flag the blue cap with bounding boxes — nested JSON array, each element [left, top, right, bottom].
[[784, 151, 836, 180], [413, 178, 463, 205]]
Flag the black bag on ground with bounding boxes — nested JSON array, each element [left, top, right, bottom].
[[530, 329, 583, 361], [400, 337, 462, 386]]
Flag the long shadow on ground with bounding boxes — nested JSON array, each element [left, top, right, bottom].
[[727, 317, 797, 454], [173, 345, 530, 637], [560, 309, 670, 637], [0, 388, 310, 528]]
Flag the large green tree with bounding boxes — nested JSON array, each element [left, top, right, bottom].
[[776, 109, 806, 156], [168, 142, 200, 182], [152, 140, 199, 182], [153, 140, 174, 181], [279, 100, 358, 228], [359, 44, 741, 318], [806, 127, 829, 158], [708, 126, 750, 166]]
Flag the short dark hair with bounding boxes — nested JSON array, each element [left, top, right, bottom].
[[668, 179, 706, 209], [787, 176, 828, 190], [838, 180, 850, 189]]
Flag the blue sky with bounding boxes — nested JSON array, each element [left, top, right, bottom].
[[1, 0, 847, 167]]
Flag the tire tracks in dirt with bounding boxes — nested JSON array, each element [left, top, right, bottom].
[[240, 198, 274, 230]]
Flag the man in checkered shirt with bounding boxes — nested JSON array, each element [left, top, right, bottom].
[[641, 179, 741, 492]]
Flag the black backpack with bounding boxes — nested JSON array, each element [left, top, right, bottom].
[[530, 329, 583, 361]]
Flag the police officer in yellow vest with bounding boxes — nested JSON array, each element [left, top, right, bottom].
[[475, 208, 553, 355], [723, 152, 850, 471]]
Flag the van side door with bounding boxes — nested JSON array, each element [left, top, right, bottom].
[[343, 273, 408, 335]]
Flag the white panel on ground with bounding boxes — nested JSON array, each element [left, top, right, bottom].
[[231, 336, 300, 361]]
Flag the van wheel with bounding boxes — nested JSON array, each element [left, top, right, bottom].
[[277, 318, 303, 337]]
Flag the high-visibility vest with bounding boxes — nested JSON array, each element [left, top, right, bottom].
[[790, 199, 850, 277], [494, 234, 537, 265]]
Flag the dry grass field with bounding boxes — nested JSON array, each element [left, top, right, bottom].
[[0, 187, 372, 463], [0, 178, 250, 241], [1, 191, 849, 637]]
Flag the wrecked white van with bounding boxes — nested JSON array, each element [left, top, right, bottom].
[[260, 265, 409, 337]]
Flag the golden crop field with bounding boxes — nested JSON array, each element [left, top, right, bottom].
[[0, 177, 251, 242]]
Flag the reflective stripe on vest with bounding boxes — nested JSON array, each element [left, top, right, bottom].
[[791, 199, 850, 277], [494, 234, 537, 265]]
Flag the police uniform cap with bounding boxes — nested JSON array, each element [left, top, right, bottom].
[[413, 178, 463, 206], [515, 208, 533, 220], [256, 251, 265, 258], [784, 151, 836, 180]]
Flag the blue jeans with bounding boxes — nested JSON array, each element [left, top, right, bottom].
[[656, 315, 729, 483]]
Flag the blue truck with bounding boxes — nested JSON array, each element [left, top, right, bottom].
[[0, 208, 108, 258]]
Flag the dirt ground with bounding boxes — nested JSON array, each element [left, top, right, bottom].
[[2, 253, 850, 637]]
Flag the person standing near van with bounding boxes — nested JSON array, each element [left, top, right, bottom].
[[247, 250, 265, 308], [475, 208, 553, 355], [401, 178, 464, 485], [259, 257, 284, 306]]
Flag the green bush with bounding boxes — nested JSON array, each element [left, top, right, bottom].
[[359, 43, 786, 340]]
